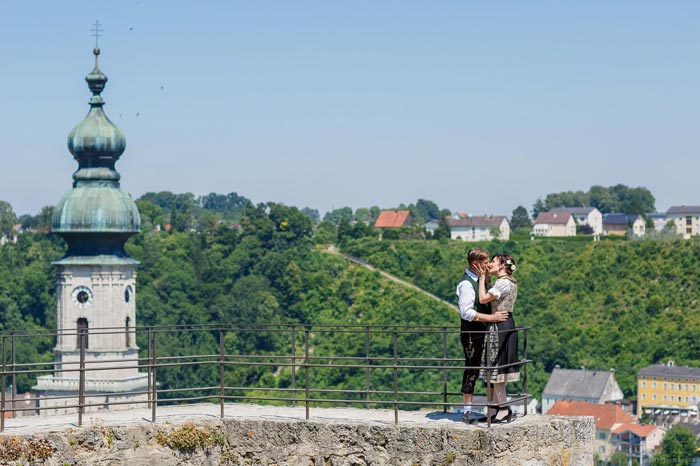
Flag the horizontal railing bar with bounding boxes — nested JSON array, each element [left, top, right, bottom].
[[1, 324, 532, 338]]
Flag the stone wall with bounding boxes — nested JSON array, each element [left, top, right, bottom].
[[0, 413, 593, 465]]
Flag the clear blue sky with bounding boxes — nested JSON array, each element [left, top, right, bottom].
[[2, 1, 698, 217]]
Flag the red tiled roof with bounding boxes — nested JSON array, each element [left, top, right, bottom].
[[612, 423, 658, 437], [548, 400, 635, 430], [374, 210, 412, 228], [534, 211, 573, 225], [450, 215, 506, 228]]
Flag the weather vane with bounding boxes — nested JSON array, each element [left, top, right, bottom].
[[91, 20, 103, 48]]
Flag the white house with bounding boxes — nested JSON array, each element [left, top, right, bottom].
[[648, 212, 668, 232], [449, 215, 510, 241], [666, 206, 700, 239], [550, 207, 602, 235], [532, 211, 576, 237]]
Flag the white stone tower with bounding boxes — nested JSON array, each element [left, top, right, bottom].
[[33, 43, 148, 414]]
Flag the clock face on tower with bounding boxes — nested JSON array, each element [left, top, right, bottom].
[[71, 286, 93, 309]]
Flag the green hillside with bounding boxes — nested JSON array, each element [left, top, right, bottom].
[[343, 236, 700, 399], [2, 200, 699, 404]]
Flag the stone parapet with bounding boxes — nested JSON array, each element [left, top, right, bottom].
[[0, 404, 594, 465]]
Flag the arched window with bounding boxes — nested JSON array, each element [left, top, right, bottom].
[[125, 316, 131, 347], [77, 318, 89, 349]]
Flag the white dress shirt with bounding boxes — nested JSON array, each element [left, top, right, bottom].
[[456, 268, 479, 322]]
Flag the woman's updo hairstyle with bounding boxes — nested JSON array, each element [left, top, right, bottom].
[[493, 253, 517, 275]]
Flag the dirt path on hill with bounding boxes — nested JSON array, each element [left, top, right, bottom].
[[324, 245, 458, 312]]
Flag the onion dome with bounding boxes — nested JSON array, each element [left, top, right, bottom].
[[52, 47, 140, 258], [67, 47, 126, 184]]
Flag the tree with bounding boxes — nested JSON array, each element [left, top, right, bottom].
[[411, 199, 442, 224], [510, 206, 531, 230], [433, 217, 451, 241], [0, 200, 17, 236], [314, 220, 337, 244], [353, 208, 373, 224], [323, 207, 353, 225], [610, 451, 629, 466], [337, 218, 352, 244], [532, 198, 546, 219], [652, 425, 697, 466], [301, 207, 320, 223]]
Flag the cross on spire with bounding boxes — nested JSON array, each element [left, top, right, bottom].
[[91, 20, 103, 48]]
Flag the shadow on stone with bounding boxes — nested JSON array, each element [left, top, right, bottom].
[[424, 411, 464, 422]]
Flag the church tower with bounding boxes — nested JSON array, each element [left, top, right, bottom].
[[34, 44, 148, 414]]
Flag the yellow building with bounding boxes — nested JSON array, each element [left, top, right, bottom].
[[637, 361, 700, 418]]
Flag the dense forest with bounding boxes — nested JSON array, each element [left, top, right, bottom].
[[1, 186, 697, 408]]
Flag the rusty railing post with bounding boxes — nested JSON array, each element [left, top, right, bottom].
[[365, 325, 370, 408], [485, 328, 493, 427], [151, 330, 158, 423], [1, 335, 6, 431], [78, 331, 86, 427], [147, 327, 152, 409], [291, 325, 296, 407], [442, 327, 448, 413], [11, 332, 16, 418], [219, 328, 225, 418], [522, 327, 528, 416], [393, 331, 398, 425], [304, 327, 310, 420]]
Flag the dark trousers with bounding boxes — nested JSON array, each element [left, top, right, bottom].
[[460, 333, 485, 394]]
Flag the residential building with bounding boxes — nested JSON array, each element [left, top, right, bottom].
[[551, 207, 603, 235], [666, 206, 700, 239], [449, 215, 510, 241], [374, 210, 413, 229], [423, 219, 439, 235], [612, 423, 665, 466], [542, 367, 624, 414], [532, 211, 576, 237], [548, 400, 664, 464], [602, 213, 646, 237], [648, 212, 669, 232], [637, 361, 700, 418]]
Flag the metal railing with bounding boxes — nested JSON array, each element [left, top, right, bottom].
[[0, 324, 533, 430]]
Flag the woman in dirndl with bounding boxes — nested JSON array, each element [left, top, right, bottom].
[[475, 253, 519, 423]]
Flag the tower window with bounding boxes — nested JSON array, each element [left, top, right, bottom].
[[125, 316, 131, 347], [77, 318, 89, 349]]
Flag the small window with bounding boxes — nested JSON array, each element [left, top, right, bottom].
[[125, 316, 131, 347], [77, 318, 89, 349]]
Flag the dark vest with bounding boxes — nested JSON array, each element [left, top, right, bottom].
[[459, 272, 491, 333]]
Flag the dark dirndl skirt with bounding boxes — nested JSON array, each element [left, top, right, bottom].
[[481, 313, 520, 383]]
